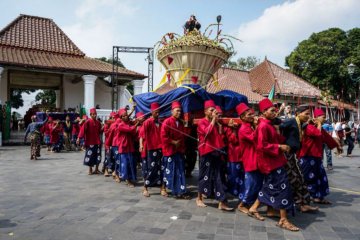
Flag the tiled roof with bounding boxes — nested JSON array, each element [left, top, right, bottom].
[[0, 14, 84, 56], [207, 68, 264, 103], [0, 15, 145, 79], [318, 100, 356, 111], [249, 59, 321, 98]]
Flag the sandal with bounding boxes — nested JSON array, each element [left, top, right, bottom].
[[160, 189, 168, 197], [143, 189, 150, 197], [276, 219, 299, 232], [175, 194, 191, 200], [248, 211, 265, 221], [313, 199, 332, 205]]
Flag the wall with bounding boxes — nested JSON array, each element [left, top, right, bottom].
[[62, 75, 112, 111]]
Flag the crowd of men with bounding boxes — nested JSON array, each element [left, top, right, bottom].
[[24, 98, 344, 232]]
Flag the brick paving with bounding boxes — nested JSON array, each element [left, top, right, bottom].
[[0, 145, 360, 240]]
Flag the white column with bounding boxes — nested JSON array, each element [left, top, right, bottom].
[[55, 90, 61, 109], [82, 75, 97, 113], [118, 85, 126, 109], [132, 80, 145, 96]]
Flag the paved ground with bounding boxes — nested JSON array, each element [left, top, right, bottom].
[[0, 145, 360, 240]]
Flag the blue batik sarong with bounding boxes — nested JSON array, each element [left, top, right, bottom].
[[52, 140, 62, 152], [163, 153, 186, 196], [44, 135, 50, 145], [242, 170, 264, 205], [83, 144, 101, 167], [299, 157, 329, 199], [198, 152, 227, 202], [227, 162, 245, 200], [118, 152, 137, 181], [258, 167, 293, 210], [143, 149, 163, 187], [106, 146, 117, 171]]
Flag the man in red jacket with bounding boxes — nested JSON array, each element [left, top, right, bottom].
[[237, 103, 264, 219], [140, 102, 166, 197], [298, 108, 341, 205], [196, 100, 233, 211], [77, 108, 102, 175], [161, 101, 189, 199], [255, 99, 298, 231], [117, 108, 140, 187]]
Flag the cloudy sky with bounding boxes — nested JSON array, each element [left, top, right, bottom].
[[1, 0, 359, 113]]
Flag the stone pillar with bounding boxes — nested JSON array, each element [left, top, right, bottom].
[[132, 80, 145, 96], [55, 90, 61, 109], [117, 85, 126, 109], [82, 75, 97, 113]]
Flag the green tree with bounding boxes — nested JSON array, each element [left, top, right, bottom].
[[35, 90, 56, 106], [226, 56, 260, 71], [286, 28, 360, 102], [10, 89, 36, 109]]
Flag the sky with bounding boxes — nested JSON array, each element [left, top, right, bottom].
[[1, 0, 359, 114]]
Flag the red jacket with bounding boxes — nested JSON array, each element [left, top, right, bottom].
[[238, 122, 257, 172], [42, 122, 51, 136], [142, 117, 162, 150], [298, 124, 338, 159], [50, 123, 61, 144], [255, 118, 286, 174], [224, 126, 239, 162], [72, 123, 80, 136], [105, 119, 121, 147], [78, 118, 102, 146], [197, 118, 225, 156], [117, 121, 137, 153], [161, 116, 185, 157], [138, 125, 147, 158]]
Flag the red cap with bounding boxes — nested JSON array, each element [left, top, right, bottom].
[[109, 112, 115, 118], [215, 106, 223, 114], [236, 103, 249, 116], [118, 108, 126, 117], [171, 101, 182, 110], [113, 112, 119, 119], [89, 108, 97, 114], [313, 108, 325, 118], [135, 112, 145, 118], [150, 102, 160, 111], [259, 99, 274, 112], [204, 100, 216, 109], [48, 116, 53, 121]]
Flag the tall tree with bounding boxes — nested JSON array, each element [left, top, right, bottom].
[[286, 28, 360, 102], [10, 89, 36, 109], [226, 56, 260, 71], [35, 90, 56, 106]]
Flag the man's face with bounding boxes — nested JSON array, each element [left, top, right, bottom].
[[90, 113, 97, 120], [172, 108, 181, 119], [205, 107, 215, 119], [121, 113, 129, 122], [298, 109, 311, 123], [152, 110, 159, 119], [285, 106, 291, 114], [241, 110, 254, 123], [316, 115, 326, 124], [66, 116, 70, 121], [263, 107, 277, 120]]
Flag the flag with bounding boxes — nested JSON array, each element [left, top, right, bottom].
[[268, 84, 275, 100]]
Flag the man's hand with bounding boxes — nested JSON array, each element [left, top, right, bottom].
[[172, 140, 180, 148], [139, 145, 144, 152], [279, 144, 291, 153], [228, 119, 234, 128], [76, 138, 80, 145]]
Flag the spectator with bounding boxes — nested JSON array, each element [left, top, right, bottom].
[[322, 120, 334, 170]]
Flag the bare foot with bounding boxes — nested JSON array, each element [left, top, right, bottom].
[[237, 204, 249, 214], [300, 204, 319, 212], [218, 202, 234, 211], [196, 198, 207, 208]]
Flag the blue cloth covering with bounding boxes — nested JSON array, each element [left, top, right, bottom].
[[133, 84, 248, 118]]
